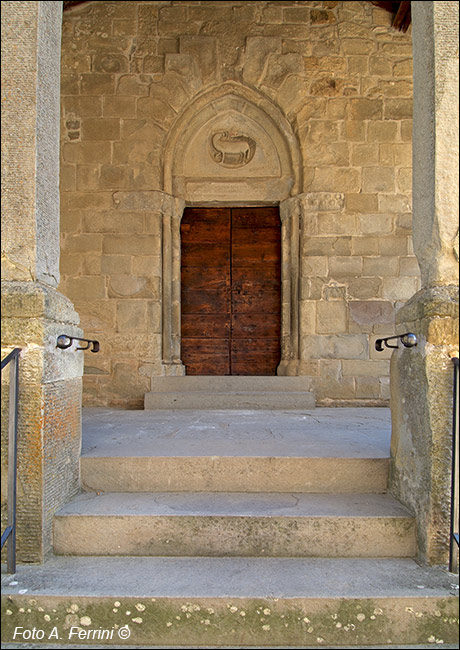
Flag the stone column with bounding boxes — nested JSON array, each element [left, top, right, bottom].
[[278, 197, 302, 376], [160, 194, 186, 376], [389, 1, 459, 565], [1, 1, 83, 561]]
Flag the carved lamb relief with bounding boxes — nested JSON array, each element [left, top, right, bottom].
[[209, 131, 256, 168]]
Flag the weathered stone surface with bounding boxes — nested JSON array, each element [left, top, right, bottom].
[[368, 121, 399, 143], [329, 256, 362, 277], [81, 118, 120, 141], [382, 277, 419, 301], [301, 334, 368, 360], [316, 302, 347, 334], [304, 237, 352, 257], [74, 299, 116, 332], [116, 74, 151, 96], [348, 277, 382, 300], [62, 234, 102, 254], [64, 276, 107, 300], [82, 211, 144, 234], [102, 235, 161, 256], [359, 214, 393, 235], [349, 301, 394, 326], [346, 191, 379, 212], [351, 237, 380, 256], [103, 96, 136, 118], [317, 213, 357, 236], [362, 167, 395, 193], [350, 98, 383, 120], [116, 300, 147, 332], [63, 141, 111, 163], [362, 256, 399, 277], [108, 275, 160, 300], [80, 72, 116, 95]]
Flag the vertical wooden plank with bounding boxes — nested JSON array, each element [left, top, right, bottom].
[[181, 208, 231, 375], [231, 208, 281, 376]]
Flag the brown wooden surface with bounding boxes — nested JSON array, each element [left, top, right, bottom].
[[181, 207, 281, 375]]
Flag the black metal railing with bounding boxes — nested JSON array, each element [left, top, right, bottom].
[[450, 356, 459, 573], [1, 348, 20, 574], [375, 332, 418, 351]]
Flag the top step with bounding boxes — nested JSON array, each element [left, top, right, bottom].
[[145, 376, 316, 409], [149, 377, 313, 392]]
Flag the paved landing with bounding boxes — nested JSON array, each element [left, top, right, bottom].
[[82, 407, 391, 459]]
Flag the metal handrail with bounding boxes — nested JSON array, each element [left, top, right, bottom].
[[450, 357, 459, 573], [375, 332, 418, 351], [56, 334, 99, 353], [1, 347, 21, 574]]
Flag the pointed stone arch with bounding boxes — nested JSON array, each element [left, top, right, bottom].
[[163, 82, 302, 204]]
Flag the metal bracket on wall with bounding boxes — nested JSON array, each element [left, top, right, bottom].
[[374, 332, 417, 352], [56, 335, 100, 353]]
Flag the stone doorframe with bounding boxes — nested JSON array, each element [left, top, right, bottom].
[[159, 194, 311, 378]]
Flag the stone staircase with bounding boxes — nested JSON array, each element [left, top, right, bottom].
[[2, 407, 458, 647]]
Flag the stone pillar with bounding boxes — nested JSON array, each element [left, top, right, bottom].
[[1, 1, 83, 561], [389, 1, 459, 565]]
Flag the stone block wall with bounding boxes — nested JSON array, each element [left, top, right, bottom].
[[60, 1, 419, 407]]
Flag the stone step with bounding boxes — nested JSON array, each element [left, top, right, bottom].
[[144, 390, 316, 410], [53, 492, 416, 558], [145, 377, 315, 409], [2, 556, 458, 647], [81, 407, 391, 494], [149, 376, 314, 392], [81, 455, 389, 493]]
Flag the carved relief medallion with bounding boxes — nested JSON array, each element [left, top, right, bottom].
[[209, 131, 256, 168]]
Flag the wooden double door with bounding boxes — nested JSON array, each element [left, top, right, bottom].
[[181, 207, 281, 375]]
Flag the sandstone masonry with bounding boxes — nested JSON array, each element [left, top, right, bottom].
[[59, 1, 418, 407]]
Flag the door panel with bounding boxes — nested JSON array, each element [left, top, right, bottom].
[[181, 207, 281, 375], [181, 208, 231, 243], [181, 338, 230, 376], [231, 207, 280, 229], [231, 240, 280, 267], [182, 267, 230, 292], [232, 313, 281, 339], [182, 314, 231, 339], [232, 290, 280, 314], [231, 339, 280, 376], [181, 243, 230, 268]]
